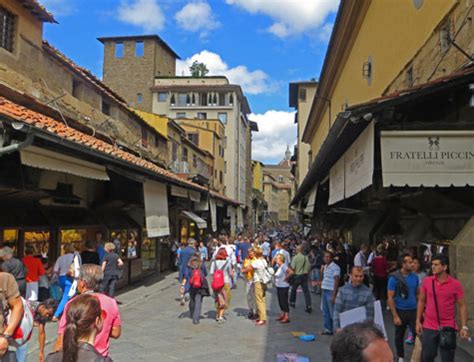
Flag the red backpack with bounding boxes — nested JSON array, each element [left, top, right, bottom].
[[190, 268, 202, 289], [211, 260, 227, 291]]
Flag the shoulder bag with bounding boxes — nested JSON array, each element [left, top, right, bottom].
[[432, 278, 457, 350]]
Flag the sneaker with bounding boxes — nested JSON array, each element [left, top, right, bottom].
[[305, 306, 313, 314], [405, 335, 414, 345]]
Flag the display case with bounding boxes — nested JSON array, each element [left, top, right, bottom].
[[2, 229, 18, 254], [142, 236, 156, 271], [60, 229, 87, 255], [24, 230, 50, 257]]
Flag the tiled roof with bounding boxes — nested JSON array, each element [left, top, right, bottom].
[[18, 0, 56, 23], [0, 96, 212, 194]]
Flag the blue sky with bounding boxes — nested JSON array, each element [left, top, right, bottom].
[[42, 0, 339, 163]]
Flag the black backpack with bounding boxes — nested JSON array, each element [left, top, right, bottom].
[[390, 271, 409, 299]]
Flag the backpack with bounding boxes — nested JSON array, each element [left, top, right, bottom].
[[211, 260, 228, 291], [391, 271, 409, 300], [190, 268, 202, 289]]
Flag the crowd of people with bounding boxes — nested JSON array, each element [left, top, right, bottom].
[[0, 231, 123, 361], [175, 229, 469, 362]]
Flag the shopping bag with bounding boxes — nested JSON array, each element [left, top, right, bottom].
[[410, 336, 422, 362]]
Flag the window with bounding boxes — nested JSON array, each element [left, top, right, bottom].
[[199, 92, 208, 106], [101, 100, 111, 115], [137, 93, 143, 103], [72, 79, 81, 99], [115, 43, 123, 58], [135, 41, 144, 57], [155, 135, 161, 147], [176, 112, 186, 119], [298, 88, 307, 102], [177, 93, 187, 106], [220, 171, 223, 184], [215, 169, 217, 178], [172, 141, 178, 162], [218, 112, 227, 124], [188, 133, 199, 145], [278, 175, 284, 183], [218, 93, 226, 106], [141, 127, 148, 148], [182, 148, 188, 162], [197, 112, 207, 120], [192, 155, 197, 168], [0, 6, 15, 53], [158, 92, 167, 102]]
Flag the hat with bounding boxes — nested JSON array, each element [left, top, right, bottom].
[[0, 247, 14, 257]]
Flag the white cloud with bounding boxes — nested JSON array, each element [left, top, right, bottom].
[[226, 0, 339, 38], [176, 50, 273, 95], [40, 0, 75, 16], [251, 110, 296, 163], [175, 2, 220, 38], [117, 0, 165, 32]]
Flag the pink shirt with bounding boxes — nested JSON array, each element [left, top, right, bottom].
[[421, 275, 464, 331], [58, 292, 121, 357]]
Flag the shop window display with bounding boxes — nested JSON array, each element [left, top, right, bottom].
[[2, 229, 18, 255], [142, 236, 156, 271], [24, 231, 50, 258], [127, 230, 139, 259], [60, 229, 86, 255], [110, 230, 127, 257]]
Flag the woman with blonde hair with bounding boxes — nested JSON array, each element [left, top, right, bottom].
[[250, 247, 268, 326], [46, 293, 111, 361]]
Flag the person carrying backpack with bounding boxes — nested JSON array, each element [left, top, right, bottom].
[[180, 253, 209, 325], [210, 248, 233, 323], [387, 253, 419, 362]]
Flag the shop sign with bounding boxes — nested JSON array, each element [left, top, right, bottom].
[[329, 156, 345, 205], [381, 130, 474, 187], [344, 121, 374, 198], [171, 185, 188, 198]]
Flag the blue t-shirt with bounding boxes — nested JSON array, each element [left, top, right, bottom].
[[238, 242, 251, 260], [388, 272, 419, 310]]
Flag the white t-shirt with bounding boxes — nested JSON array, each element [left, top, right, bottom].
[[275, 264, 289, 288], [261, 242, 271, 256], [251, 258, 268, 283]]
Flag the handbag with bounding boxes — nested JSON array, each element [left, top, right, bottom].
[[432, 279, 457, 350]]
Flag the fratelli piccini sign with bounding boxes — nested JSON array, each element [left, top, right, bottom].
[[381, 131, 474, 187]]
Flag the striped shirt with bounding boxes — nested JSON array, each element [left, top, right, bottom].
[[333, 283, 375, 329], [321, 262, 340, 291]]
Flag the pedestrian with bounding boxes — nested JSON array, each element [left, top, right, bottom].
[[95, 231, 106, 264], [38, 258, 52, 302], [198, 241, 208, 262], [27, 298, 58, 362], [81, 240, 100, 265], [52, 244, 81, 321], [250, 247, 268, 326], [261, 238, 271, 263], [288, 244, 312, 313], [47, 294, 112, 362], [321, 251, 340, 335], [241, 248, 257, 320], [100, 243, 124, 298], [413, 256, 427, 285], [309, 243, 323, 294], [354, 243, 370, 287], [54, 264, 121, 358], [272, 241, 291, 266], [416, 254, 468, 362], [0, 272, 25, 361], [180, 254, 210, 324], [274, 254, 290, 324], [331, 322, 394, 362], [210, 248, 233, 323], [0, 246, 27, 297], [387, 253, 419, 362], [22, 245, 46, 301], [371, 245, 389, 306], [333, 266, 375, 332]]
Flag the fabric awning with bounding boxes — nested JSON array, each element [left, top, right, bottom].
[[143, 180, 170, 237], [303, 186, 317, 215], [171, 185, 188, 198], [21, 146, 109, 181], [210, 198, 217, 232], [237, 207, 244, 229], [189, 190, 201, 202], [182, 211, 207, 229]]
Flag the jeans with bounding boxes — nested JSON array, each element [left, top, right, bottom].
[[245, 281, 256, 314], [277, 287, 290, 313], [54, 275, 73, 318], [322, 289, 334, 333], [422, 328, 456, 362], [16, 342, 28, 362], [289, 274, 311, 309], [189, 290, 203, 323], [101, 275, 118, 297], [394, 309, 417, 358]]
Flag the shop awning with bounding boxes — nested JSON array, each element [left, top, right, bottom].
[[209, 198, 217, 232], [237, 207, 244, 229], [143, 180, 170, 237], [171, 185, 188, 198], [304, 185, 317, 214], [182, 211, 207, 229], [21, 146, 109, 181]]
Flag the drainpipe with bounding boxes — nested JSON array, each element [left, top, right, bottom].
[[0, 132, 34, 156]]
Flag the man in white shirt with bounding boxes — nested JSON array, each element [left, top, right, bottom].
[[321, 251, 340, 335], [354, 244, 370, 286], [261, 239, 271, 262]]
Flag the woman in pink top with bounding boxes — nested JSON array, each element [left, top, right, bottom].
[[371, 245, 389, 306]]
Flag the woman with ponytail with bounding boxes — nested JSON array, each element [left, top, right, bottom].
[[46, 294, 111, 362]]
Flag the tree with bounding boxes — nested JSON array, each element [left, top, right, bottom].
[[189, 61, 209, 77]]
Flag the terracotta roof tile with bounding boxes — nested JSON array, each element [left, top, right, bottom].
[[18, 0, 56, 23]]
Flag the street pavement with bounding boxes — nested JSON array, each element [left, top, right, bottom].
[[27, 272, 473, 362]]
